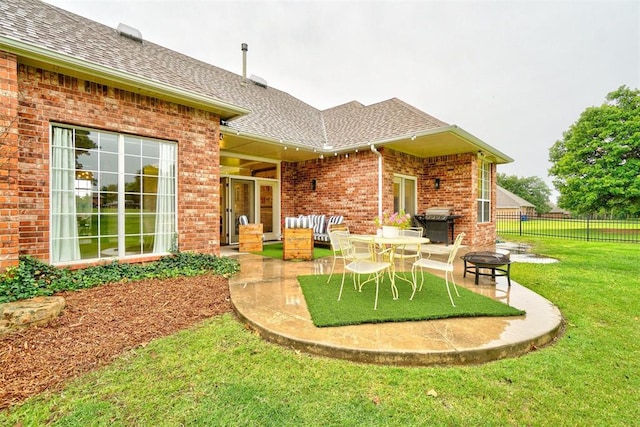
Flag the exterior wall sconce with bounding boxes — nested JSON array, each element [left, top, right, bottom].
[[434, 178, 440, 190]]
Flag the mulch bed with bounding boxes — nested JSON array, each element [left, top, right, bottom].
[[0, 274, 232, 410]]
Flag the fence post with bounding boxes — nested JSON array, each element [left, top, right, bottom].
[[586, 215, 590, 241], [519, 214, 523, 236]]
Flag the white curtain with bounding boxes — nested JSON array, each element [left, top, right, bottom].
[[153, 143, 176, 253], [51, 127, 80, 262]]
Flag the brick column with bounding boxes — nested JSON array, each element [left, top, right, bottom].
[[0, 52, 20, 271]]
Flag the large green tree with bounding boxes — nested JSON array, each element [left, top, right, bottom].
[[549, 85, 640, 215], [497, 173, 552, 213]]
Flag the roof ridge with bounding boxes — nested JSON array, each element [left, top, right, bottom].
[[322, 100, 364, 113]]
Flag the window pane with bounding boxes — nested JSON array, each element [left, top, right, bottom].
[[142, 213, 156, 233], [75, 130, 99, 151], [75, 149, 97, 171], [141, 174, 158, 196], [404, 179, 416, 214], [124, 174, 141, 193], [141, 140, 159, 158], [125, 235, 143, 255], [393, 179, 400, 213], [124, 194, 141, 209], [99, 192, 118, 209], [100, 213, 118, 236], [124, 155, 141, 174], [78, 237, 99, 259], [100, 236, 118, 256], [100, 152, 118, 172], [125, 213, 142, 235], [124, 136, 141, 155], [142, 194, 157, 212], [142, 234, 156, 254], [97, 133, 118, 153], [99, 172, 118, 192]]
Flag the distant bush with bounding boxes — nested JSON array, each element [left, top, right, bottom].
[[0, 253, 240, 304]]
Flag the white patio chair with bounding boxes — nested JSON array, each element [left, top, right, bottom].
[[392, 227, 424, 270], [326, 226, 352, 283], [411, 232, 466, 306], [338, 235, 392, 310]]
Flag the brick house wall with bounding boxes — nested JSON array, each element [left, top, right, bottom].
[[0, 53, 20, 270], [282, 150, 379, 234], [2, 53, 499, 272], [2, 59, 221, 268], [282, 147, 497, 247]]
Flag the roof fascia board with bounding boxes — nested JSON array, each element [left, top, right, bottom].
[[0, 36, 250, 120]]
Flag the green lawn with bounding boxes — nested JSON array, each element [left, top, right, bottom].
[[2, 237, 639, 426]]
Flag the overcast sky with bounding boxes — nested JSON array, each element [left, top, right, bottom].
[[43, 0, 640, 198]]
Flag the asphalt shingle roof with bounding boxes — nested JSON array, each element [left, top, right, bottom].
[[1, 0, 450, 149], [497, 186, 535, 209]]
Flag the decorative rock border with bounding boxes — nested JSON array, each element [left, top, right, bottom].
[[0, 296, 66, 336]]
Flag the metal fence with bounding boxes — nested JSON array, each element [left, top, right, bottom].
[[496, 213, 640, 243]]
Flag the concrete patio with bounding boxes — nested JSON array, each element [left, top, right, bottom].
[[223, 245, 563, 366]]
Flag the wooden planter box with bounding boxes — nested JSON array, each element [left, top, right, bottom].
[[283, 228, 313, 261], [239, 224, 263, 252]]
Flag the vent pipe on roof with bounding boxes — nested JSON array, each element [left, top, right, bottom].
[[117, 23, 143, 43], [241, 43, 248, 79]]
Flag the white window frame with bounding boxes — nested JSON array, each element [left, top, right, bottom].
[[394, 174, 418, 215], [50, 124, 178, 264], [477, 159, 491, 223]]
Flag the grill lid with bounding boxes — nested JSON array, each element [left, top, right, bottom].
[[421, 207, 460, 221], [424, 207, 453, 218]]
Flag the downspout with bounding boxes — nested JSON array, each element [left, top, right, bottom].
[[370, 145, 383, 219]]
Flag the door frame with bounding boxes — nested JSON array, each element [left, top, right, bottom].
[[220, 155, 280, 245]]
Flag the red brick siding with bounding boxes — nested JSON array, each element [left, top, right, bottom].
[[13, 63, 220, 266], [281, 151, 379, 234], [0, 53, 20, 270], [284, 147, 497, 247]]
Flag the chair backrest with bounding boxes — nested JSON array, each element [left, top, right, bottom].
[[338, 235, 374, 262], [238, 215, 249, 225], [446, 232, 466, 264], [328, 229, 350, 252], [400, 227, 423, 238]]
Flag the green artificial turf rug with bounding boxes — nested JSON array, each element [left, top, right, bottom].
[[298, 272, 525, 327], [251, 243, 332, 260]]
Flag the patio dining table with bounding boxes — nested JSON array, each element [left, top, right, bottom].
[[350, 234, 430, 298]]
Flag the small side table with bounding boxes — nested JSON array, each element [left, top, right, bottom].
[[461, 251, 512, 286]]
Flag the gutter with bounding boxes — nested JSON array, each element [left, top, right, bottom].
[[0, 36, 250, 120], [370, 145, 383, 219]]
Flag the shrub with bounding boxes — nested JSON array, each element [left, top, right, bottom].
[[0, 253, 240, 304]]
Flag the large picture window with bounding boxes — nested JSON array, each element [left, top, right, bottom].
[[477, 159, 491, 223], [51, 126, 177, 263]]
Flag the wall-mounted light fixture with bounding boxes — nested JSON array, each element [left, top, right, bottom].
[[311, 179, 317, 191], [434, 178, 441, 190]]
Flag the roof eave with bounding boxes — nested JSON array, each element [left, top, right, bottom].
[[447, 125, 514, 164], [0, 36, 250, 120], [363, 125, 514, 164]]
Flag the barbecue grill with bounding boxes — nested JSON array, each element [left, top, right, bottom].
[[413, 207, 462, 245]]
